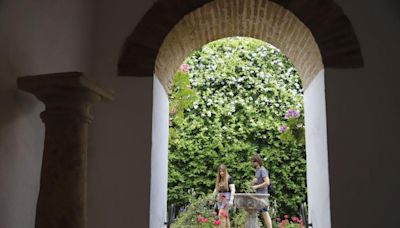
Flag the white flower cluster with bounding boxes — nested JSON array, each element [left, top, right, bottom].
[[181, 37, 303, 124]]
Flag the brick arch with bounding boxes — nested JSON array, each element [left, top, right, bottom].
[[156, 0, 324, 89], [118, 0, 363, 89]]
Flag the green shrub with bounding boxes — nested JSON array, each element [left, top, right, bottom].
[[171, 193, 221, 228], [171, 193, 248, 228], [168, 37, 306, 217]]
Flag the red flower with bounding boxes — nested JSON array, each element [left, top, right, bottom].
[[213, 220, 221, 226]]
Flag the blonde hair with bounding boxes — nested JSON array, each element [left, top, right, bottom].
[[215, 164, 229, 192]]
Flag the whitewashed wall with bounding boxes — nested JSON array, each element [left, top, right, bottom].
[[1, 0, 400, 228], [149, 76, 170, 228], [304, 70, 330, 228], [324, 0, 400, 227], [0, 0, 93, 227], [87, 0, 156, 227]]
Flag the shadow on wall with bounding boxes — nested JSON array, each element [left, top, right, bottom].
[[0, 55, 42, 126], [395, 0, 400, 10], [0, 0, 44, 128], [0, 37, 45, 228]]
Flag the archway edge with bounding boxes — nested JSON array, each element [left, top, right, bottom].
[[118, 0, 363, 87]]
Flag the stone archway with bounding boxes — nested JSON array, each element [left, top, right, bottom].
[[117, 1, 363, 227]]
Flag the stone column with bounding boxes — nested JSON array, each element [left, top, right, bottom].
[[17, 72, 114, 228], [245, 210, 259, 228]]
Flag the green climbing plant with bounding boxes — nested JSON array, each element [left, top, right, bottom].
[[168, 37, 306, 218]]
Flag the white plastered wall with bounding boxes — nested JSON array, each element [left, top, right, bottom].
[[0, 0, 93, 227], [149, 76, 170, 228], [324, 0, 400, 227], [1, 0, 400, 228], [87, 0, 156, 227], [304, 70, 330, 228]]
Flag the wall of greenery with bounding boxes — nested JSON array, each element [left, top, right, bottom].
[[168, 37, 306, 217]]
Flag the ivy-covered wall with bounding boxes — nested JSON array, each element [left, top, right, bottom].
[[168, 37, 306, 216]]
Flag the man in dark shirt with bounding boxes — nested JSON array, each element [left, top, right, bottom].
[[251, 154, 273, 228]]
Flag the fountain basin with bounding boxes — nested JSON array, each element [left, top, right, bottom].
[[235, 193, 269, 210], [234, 193, 269, 228]]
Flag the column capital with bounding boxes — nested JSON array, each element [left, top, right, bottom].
[[17, 72, 114, 123], [17, 71, 114, 101]]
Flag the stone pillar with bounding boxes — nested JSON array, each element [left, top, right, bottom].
[[17, 72, 114, 228], [245, 210, 259, 228]]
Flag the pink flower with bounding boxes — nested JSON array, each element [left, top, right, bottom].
[[279, 125, 288, 133], [284, 214, 289, 219], [276, 217, 281, 222], [212, 211, 218, 216], [220, 210, 228, 218], [279, 219, 288, 228], [179, 63, 190, 73], [197, 214, 204, 223], [284, 109, 300, 119], [197, 216, 208, 223], [213, 219, 221, 226], [292, 216, 299, 222]]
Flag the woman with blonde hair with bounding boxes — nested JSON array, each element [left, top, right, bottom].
[[213, 164, 235, 228]]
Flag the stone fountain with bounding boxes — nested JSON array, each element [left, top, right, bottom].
[[234, 193, 269, 228]]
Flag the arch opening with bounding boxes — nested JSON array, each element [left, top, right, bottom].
[[167, 36, 308, 225]]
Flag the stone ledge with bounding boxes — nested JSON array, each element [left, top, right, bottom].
[[17, 72, 115, 101]]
